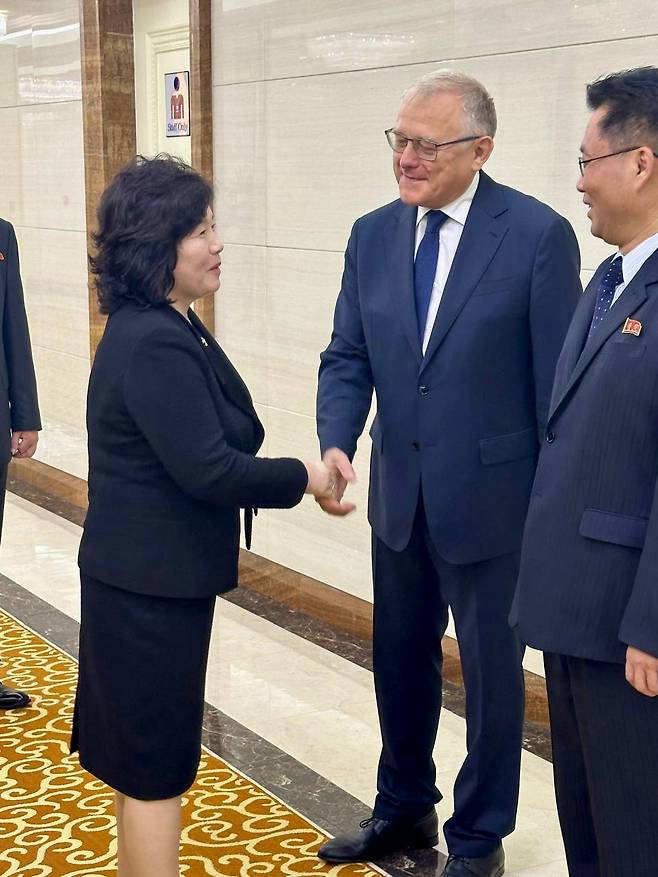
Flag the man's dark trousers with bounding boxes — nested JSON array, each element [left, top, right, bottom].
[[544, 653, 658, 877], [372, 496, 524, 858]]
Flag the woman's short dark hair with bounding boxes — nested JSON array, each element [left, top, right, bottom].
[[587, 67, 658, 150], [90, 154, 214, 314]]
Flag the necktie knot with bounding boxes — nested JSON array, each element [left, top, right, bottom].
[[425, 210, 448, 235], [607, 255, 624, 287]]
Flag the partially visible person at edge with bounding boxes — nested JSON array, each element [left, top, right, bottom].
[[70, 154, 338, 877], [0, 217, 41, 711], [513, 65, 658, 877]]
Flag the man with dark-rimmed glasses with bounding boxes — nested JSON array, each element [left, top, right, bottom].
[[514, 65, 658, 877], [316, 70, 581, 875]]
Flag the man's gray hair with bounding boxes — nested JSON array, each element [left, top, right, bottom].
[[401, 70, 497, 138]]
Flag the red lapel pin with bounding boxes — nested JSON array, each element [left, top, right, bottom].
[[0, 252, 5, 261], [622, 318, 642, 336]]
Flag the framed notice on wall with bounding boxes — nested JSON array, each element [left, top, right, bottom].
[[164, 71, 190, 138]]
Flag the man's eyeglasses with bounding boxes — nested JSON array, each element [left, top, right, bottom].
[[578, 145, 658, 176], [385, 128, 483, 162]]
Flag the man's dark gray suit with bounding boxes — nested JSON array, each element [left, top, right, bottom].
[[317, 171, 581, 858], [513, 247, 658, 875], [515, 248, 658, 662]]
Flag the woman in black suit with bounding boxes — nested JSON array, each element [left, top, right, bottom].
[[71, 155, 337, 877]]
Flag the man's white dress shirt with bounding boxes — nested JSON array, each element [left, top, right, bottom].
[[611, 230, 658, 305], [415, 172, 480, 355]]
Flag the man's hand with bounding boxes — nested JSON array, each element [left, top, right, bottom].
[[11, 430, 39, 459], [316, 447, 356, 516], [625, 645, 658, 697]]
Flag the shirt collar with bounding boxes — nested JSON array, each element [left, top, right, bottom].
[[616, 230, 658, 288], [416, 171, 480, 228]]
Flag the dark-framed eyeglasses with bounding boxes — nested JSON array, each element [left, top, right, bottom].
[[385, 128, 483, 162], [578, 145, 658, 176]]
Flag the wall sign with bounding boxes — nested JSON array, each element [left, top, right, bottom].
[[165, 71, 190, 138]]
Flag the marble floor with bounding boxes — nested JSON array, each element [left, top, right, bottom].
[[0, 493, 568, 876]]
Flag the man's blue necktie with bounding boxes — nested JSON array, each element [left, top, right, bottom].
[[588, 256, 624, 338], [414, 210, 449, 342]]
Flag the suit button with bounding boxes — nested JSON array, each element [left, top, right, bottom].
[[411, 441, 420, 451], [418, 385, 429, 396], [546, 430, 555, 443]]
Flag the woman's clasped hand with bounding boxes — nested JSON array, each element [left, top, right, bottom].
[[304, 460, 342, 500]]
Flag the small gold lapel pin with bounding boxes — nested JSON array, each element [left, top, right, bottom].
[[622, 317, 642, 336], [0, 252, 5, 261]]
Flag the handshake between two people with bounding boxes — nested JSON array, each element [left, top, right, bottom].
[[303, 447, 357, 516]]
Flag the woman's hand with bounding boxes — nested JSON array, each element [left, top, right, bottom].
[[304, 460, 338, 500]]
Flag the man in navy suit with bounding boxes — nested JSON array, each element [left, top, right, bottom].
[[513, 67, 658, 877], [0, 218, 41, 710], [316, 71, 581, 876]]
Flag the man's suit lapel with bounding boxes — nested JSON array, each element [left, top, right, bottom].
[[549, 263, 604, 407], [549, 250, 658, 421], [420, 172, 509, 375], [388, 203, 423, 365]]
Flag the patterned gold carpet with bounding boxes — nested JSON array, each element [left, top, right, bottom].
[[0, 610, 383, 877]]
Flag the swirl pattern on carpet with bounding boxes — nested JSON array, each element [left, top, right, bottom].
[[0, 610, 382, 877]]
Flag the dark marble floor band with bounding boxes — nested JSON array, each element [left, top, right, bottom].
[[0, 571, 451, 877]]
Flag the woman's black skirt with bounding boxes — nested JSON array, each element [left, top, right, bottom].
[[71, 574, 215, 800]]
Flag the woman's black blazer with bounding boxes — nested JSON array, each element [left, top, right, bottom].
[[78, 303, 307, 598]]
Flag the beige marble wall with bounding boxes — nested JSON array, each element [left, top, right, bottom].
[[0, 0, 88, 478], [212, 2, 658, 606]]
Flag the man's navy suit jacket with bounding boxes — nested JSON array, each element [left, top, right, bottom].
[[0, 219, 41, 463], [514, 247, 658, 663], [317, 172, 581, 564]]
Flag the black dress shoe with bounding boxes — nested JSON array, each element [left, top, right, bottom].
[[318, 809, 438, 863], [442, 844, 505, 877], [0, 682, 31, 710]]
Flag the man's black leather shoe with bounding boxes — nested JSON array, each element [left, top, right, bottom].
[[0, 682, 31, 710], [317, 809, 438, 863], [442, 844, 505, 876]]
